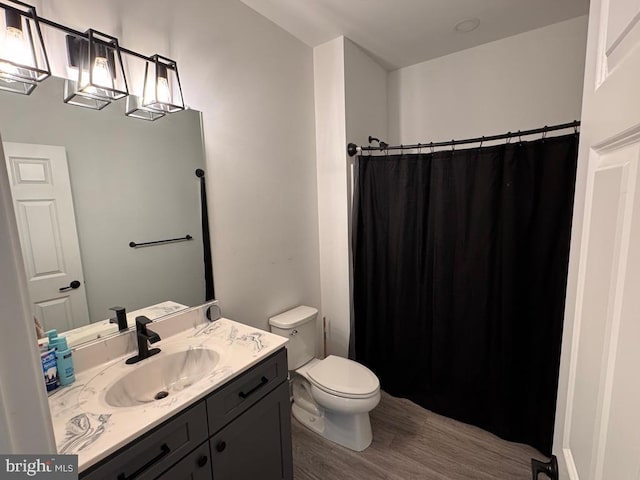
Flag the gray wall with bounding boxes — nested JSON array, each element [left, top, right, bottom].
[[0, 77, 206, 323]]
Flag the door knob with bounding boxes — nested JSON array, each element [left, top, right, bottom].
[[59, 280, 81, 292]]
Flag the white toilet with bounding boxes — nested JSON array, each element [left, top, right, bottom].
[[269, 305, 380, 451]]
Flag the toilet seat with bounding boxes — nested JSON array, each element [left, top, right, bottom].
[[307, 355, 379, 399]]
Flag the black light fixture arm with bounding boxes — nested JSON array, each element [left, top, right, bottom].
[[36, 16, 149, 61], [347, 120, 580, 157]]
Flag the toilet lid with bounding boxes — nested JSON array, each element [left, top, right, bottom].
[[307, 355, 379, 397]]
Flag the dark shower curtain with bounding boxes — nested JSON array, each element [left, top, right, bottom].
[[352, 134, 578, 456]]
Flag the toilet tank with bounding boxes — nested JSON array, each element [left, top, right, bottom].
[[269, 306, 318, 370]]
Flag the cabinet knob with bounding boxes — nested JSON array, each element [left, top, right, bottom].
[[216, 441, 226, 452], [197, 455, 208, 467]]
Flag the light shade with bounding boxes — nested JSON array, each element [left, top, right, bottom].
[[63, 30, 128, 109], [125, 94, 165, 121], [142, 54, 184, 113], [0, 0, 50, 95], [63, 78, 110, 110]]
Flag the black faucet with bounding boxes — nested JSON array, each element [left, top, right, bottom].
[[126, 316, 161, 365], [109, 306, 129, 331]]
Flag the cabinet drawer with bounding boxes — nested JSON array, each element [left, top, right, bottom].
[[81, 402, 208, 480], [154, 441, 212, 480], [207, 348, 287, 434]]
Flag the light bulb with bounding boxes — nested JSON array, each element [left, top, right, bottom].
[[156, 76, 171, 103], [142, 59, 177, 111], [91, 56, 112, 88], [0, 25, 33, 77], [79, 55, 113, 96]]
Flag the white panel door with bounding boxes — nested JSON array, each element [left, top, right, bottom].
[[556, 0, 640, 479], [3, 142, 90, 333]]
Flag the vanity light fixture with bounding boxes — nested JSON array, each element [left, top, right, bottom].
[[0, 0, 50, 95], [142, 54, 184, 113], [0, 1, 186, 119], [63, 31, 128, 110], [125, 94, 165, 121]]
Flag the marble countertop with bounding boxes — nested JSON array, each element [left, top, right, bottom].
[[48, 317, 288, 472]]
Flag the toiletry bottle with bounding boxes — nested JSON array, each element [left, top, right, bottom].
[[40, 342, 59, 392], [46, 329, 58, 343], [51, 336, 75, 386]]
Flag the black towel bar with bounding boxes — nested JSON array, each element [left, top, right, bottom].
[[129, 235, 192, 248]]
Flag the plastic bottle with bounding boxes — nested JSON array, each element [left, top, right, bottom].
[[45, 329, 58, 342], [51, 336, 75, 386]]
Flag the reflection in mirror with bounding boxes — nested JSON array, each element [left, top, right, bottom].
[[0, 76, 208, 347]]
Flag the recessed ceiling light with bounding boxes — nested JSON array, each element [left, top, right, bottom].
[[454, 18, 480, 33]]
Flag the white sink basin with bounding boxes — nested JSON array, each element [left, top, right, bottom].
[[103, 347, 220, 407]]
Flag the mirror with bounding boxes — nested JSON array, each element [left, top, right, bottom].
[[0, 76, 208, 347]]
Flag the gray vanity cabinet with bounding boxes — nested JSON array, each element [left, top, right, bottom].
[[210, 381, 292, 480], [155, 442, 212, 480], [80, 348, 292, 480]]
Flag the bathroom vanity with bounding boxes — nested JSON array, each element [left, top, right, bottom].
[[47, 310, 292, 479], [82, 350, 291, 479]]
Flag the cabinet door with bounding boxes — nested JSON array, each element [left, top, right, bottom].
[[155, 441, 212, 480], [210, 381, 293, 480]]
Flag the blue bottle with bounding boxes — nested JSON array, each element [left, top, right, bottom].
[[51, 336, 75, 386], [45, 329, 58, 342]]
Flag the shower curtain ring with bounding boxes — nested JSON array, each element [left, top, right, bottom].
[[518, 130, 523, 144], [542, 126, 548, 141], [417, 143, 422, 154], [430, 142, 434, 154], [506, 132, 512, 144], [479, 136, 484, 149], [451, 140, 455, 152]]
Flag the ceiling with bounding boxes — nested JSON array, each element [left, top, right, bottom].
[[238, 0, 590, 70]]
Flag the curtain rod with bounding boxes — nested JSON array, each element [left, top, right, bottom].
[[346, 120, 580, 157]]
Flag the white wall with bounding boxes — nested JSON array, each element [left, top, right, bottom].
[[0, 0, 320, 451], [313, 37, 348, 356], [343, 39, 388, 355], [388, 16, 588, 145], [168, 0, 321, 329], [344, 39, 388, 148], [313, 37, 387, 356]]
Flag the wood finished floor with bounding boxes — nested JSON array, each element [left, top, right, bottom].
[[292, 392, 545, 480]]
